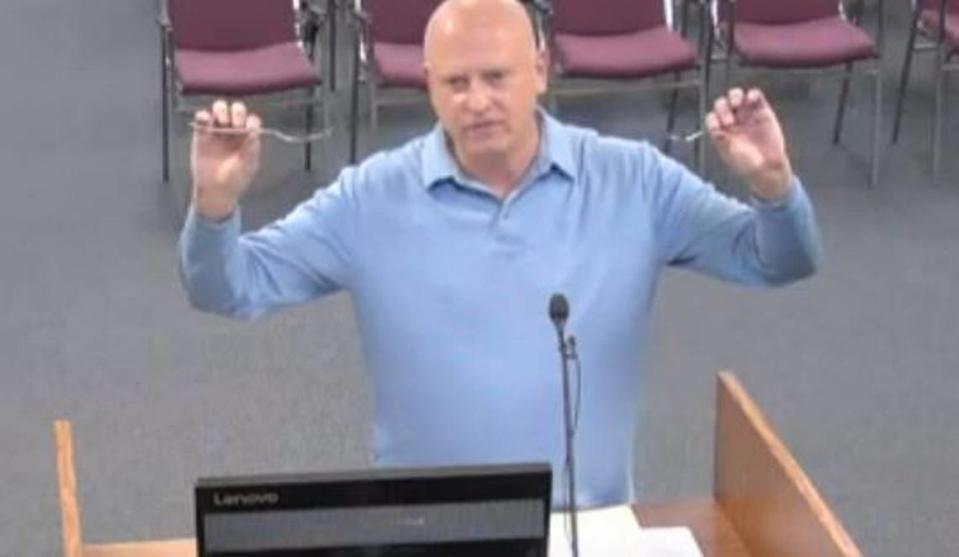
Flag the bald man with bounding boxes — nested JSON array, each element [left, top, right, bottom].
[[180, 0, 820, 507]]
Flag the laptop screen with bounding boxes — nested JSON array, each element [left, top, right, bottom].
[[196, 463, 551, 557]]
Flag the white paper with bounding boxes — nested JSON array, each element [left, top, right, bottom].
[[549, 506, 703, 557], [549, 506, 644, 557], [637, 527, 703, 557]]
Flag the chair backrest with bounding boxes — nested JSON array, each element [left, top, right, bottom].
[[168, 0, 298, 51], [365, 0, 442, 44], [552, 0, 669, 35], [917, 0, 959, 14], [717, 0, 839, 24]]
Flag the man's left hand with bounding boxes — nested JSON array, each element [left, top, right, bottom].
[[706, 88, 793, 201]]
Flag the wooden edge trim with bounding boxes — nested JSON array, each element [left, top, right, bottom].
[[84, 538, 197, 557], [54, 420, 84, 557], [715, 372, 862, 557]]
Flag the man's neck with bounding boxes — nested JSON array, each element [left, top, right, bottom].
[[453, 120, 542, 199]]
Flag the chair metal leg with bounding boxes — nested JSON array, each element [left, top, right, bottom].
[[933, 54, 945, 185], [663, 73, 681, 155], [305, 87, 315, 171], [833, 61, 853, 144], [703, 15, 714, 98], [871, 68, 882, 188], [723, 44, 732, 92], [892, 4, 922, 143], [319, 76, 332, 175], [697, 70, 708, 175], [328, 0, 337, 91], [349, 33, 361, 165], [369, 78, 378, 137], [160, 30, 170, 183]]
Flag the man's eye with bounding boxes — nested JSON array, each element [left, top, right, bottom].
[[447, 77, 468, 90], [485, 71, 506, 84]]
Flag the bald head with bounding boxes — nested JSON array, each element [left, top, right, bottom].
[[424, 0, 538, 64], [422, 0, 547, 179]]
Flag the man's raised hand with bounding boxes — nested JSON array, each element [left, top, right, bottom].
[[706, 88, 794, 200], [191, 100, 262, 220]]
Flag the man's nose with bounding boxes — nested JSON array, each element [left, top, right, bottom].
[[465, 83, 492, 112]]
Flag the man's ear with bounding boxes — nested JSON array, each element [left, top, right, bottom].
[[534, 48, 550, 95], [423, 63, 435, 97]]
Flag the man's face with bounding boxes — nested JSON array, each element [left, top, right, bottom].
[[425, 22, 547, 160]]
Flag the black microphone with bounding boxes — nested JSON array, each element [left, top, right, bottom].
[[549, 294, 569, 329], [548, 293, 580, 557]]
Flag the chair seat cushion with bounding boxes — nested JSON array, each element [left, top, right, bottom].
[[175, 42, 319, 96], [920, 9, 959, 52], [374, 42, 427, 89], [554, 26, 697, 78], [733, 17, 876, 68]]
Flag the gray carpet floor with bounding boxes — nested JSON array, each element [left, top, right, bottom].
[[2, 1, 958, 556]]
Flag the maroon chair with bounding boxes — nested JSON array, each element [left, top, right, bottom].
[[348, 0, 440, 161], [710, 0, 884, 187], [157, 0, 330, 187], [892, 0, 958, 184], [544, 0, 709, 171]]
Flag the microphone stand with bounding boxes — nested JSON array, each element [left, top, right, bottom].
[[554, 326, 580, 557]]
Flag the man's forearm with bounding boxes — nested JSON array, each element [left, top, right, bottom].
[[178, 208, 247, 316], [752, 178, 822, 283]]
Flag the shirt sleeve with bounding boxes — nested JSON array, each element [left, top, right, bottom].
[[178, 168, 358, 319], [646, 145, 822, 286]]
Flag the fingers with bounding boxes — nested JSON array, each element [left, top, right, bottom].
[[231, 102, 248, 129], [241, 113, 263, 158], [728, 87, 745, 110], [246, 113, 262, 133], [709, 87, 768, 131], [713, 92, 736, 128], [212, 99, 230, 126], [194, 109, 211, 126], [198, 100, 253, 129], [193, 100, 261, 142], [193, 109, 212, 135], [705, 112, 724, 140], [746, 87, 765, 108]]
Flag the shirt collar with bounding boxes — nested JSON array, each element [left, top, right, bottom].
[[420, 109, 578, 190]]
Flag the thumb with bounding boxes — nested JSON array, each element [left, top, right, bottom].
[[705, 112, 730, 147]]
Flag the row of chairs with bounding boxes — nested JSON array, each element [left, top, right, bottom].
[[158, 0, 958, 191]]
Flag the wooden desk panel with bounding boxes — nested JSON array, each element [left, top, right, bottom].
[[58, 373, 861, 557], [714, 374, 862, 557], [635, 498, 752, 557]]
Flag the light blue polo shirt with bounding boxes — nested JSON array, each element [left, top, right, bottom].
[[179, 112, 821, 508]]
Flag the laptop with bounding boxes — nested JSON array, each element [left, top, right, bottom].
[[196, 462, 551, 557]]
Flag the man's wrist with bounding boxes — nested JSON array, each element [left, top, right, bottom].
[[193, 188, 238, 221], [748, 164, 794, 202]]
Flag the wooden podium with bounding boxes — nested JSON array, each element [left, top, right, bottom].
[[55, 372, 862, 557], [634, 372, 862, 557]]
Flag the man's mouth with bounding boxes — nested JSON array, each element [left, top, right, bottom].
[[464, 121, 503, 138], [466, 121, 500, 132]]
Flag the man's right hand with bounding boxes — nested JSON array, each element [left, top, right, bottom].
[[191, 100, 262, 220]]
